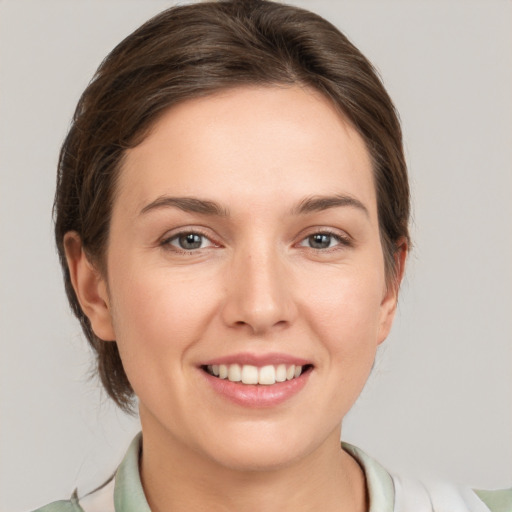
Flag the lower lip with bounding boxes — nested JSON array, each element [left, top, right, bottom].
[[201, 368, 312, 408]]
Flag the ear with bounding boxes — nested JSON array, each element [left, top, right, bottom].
[[64, 232, 116, 342], [377, 238, 408, 345]]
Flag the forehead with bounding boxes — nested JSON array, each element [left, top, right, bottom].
[[117, 85, 376, 219]]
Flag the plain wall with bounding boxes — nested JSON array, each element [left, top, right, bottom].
[[1, 1, 511, 510]]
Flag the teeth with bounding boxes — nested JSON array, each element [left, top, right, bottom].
[[259, 365, 276, 385], [275, 364, 287, 383], [241, 365, 259, 384], [228, 363, 242, 382], [206, 363, 306, 385]]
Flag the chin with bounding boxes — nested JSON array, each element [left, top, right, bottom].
[[199, 422, 326, 472], [211, 444, 304, 472]]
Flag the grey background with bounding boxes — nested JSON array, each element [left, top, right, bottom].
[[1, 1, 510, 511]]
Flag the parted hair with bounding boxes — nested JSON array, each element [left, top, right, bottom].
[[54, 0, 410, 412]]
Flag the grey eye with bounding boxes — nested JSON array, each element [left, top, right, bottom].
[[307, 233, 336, 249], [299, 231, 351, 250], [172, 233, 205, 250]]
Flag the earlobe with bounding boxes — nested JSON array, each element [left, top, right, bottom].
[[64, 232, 116, 342], [377, 239, 408, 345]]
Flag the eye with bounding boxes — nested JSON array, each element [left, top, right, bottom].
[[299, 232, 348, 250], [164, 232, 215, 251]]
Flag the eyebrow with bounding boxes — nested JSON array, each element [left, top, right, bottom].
[[139, 193, 368, 218], [140, 196, 229, 217], [293, 194, 369, 217]]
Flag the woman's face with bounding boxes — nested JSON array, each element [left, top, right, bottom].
[[94, 86, 400, 470]]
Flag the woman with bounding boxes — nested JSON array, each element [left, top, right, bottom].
[[32, 1, 509, 511]]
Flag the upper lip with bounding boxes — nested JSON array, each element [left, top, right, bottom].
[[200, 352, 312, 367]]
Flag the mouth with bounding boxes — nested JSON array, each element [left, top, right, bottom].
[[201, 363, 314, 385]]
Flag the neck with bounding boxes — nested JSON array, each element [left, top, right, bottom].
[[139, 418, 368, 512]]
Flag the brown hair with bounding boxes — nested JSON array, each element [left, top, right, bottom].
[[54, 0, 410, 412]]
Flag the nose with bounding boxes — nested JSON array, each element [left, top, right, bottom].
[[221, 243, 297, 335]]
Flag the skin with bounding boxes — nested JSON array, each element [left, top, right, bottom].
[[65, 85, 406, 512]]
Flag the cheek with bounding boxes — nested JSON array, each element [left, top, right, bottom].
[[303, 268, 384, 333], [299, 264, 385, 374], [106, 269, 222, 418], [108, 267, 219, 367]]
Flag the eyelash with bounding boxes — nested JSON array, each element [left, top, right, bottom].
[[160, 228, 352, 254]]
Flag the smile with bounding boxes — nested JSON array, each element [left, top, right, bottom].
[[203, 363, 311, 385], [200, 356, 313, 407]]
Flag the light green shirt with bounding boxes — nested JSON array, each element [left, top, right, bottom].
[[33, 433, 511, 512]]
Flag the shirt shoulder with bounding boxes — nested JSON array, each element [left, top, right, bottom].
[[344, 442, 511, 512], [31, 435, 137, 512], [31, 492, 84, 512], [474, 488, 512, 512], [30, 478, 115, 512], [393, 473, 511, 512]]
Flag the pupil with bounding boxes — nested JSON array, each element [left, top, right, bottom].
[[310, 234, 330, 249], [179, 233, 202, 249]]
